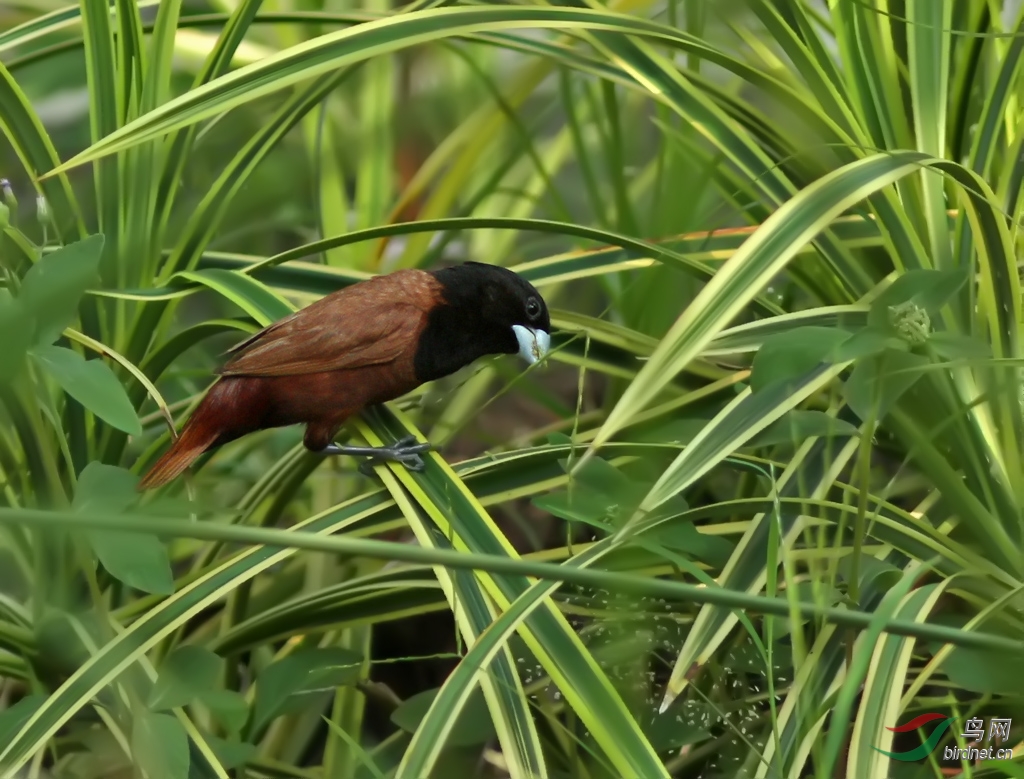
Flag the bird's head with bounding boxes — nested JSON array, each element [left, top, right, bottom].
[[464, 261, 551, 364], [421, 262, 551, 380]]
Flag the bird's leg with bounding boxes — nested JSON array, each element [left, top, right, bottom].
[[317, 435, 433, 476]]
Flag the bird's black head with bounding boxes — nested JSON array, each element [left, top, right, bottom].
[[414, 262, 551, 382]]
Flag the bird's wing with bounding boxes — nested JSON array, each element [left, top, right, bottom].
[[217, 271, 437, 377]]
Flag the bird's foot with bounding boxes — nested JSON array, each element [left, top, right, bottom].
[[318, 435, 432, 476], [356, 435, 433, 476]]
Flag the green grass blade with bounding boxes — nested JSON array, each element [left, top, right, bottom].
[[847, 579, 952, 778], [37, 7, 792, 175], [585, 152, 931, 458], [907, 0, 954, 272], [0, 62, 85, 242], [358, 407, 667, 777], [373, 467, 547, 779]]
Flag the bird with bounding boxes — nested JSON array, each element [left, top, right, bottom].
[[137, 261, 551, 490]]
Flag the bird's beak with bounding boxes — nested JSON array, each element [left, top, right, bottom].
[[512, 325, 550, 365]]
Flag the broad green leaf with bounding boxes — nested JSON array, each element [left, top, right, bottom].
[[391, 687, 496, 747], [843, 351, 930, 423], [205, 736, 256, 770], [929, 332, 991, 362], [910, 268, 969, 314], [532, 454, 652, 529], [749, 326, 851, 393], [0, 295, 30, 384], [567, 454, 646, 500], [132, 711, 190, 779], [87, 523, 174, 596], [31, 345, 142, 436], [0, 695, 45, 746], [19, 234, 104, 346], [867, 268, 969, 329], [748, 410, 859, 448], [250, 647, 363, 733], [939, 647, 1024, 696], [203, 690, 249, 734], [650, 518, 732, 568], [149, 645, 224, 711], [73, 463, 173, 595], [72, 462, 138, 515], [832, 327, 906, 362], [533, 490, 617, 530]]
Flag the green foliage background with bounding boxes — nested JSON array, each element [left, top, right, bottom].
[[1, 0, 1023, 777]]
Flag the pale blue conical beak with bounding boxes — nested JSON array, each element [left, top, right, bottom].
[[512, 324, 550, 365]]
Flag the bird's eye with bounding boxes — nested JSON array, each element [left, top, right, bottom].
[[525, 297, 541, 319]]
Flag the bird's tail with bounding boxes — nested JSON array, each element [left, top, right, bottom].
[[138, 389, 224, 491]]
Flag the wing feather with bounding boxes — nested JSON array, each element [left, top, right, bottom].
[[217, 270, 436, 377]]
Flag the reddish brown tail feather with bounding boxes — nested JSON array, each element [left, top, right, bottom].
[[138, 396, 222, 491]]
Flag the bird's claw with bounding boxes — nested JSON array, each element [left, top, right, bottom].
[[358, 454, 424, 477], [357, 436, 433, 476]]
